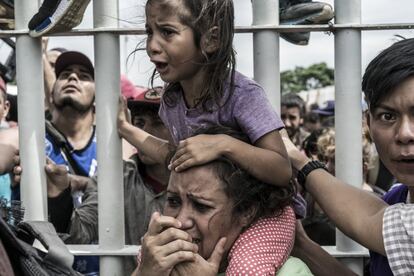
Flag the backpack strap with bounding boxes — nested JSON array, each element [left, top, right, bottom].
[[18, 221, 74, 269], [45, 121, 83, 175]]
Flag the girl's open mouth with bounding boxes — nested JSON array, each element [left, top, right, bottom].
[[155, 61, 168, 71]]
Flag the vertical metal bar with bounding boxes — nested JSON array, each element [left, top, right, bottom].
[[15, 0, 47, 220], [252, 0, 280, 112], [335, 0, 364, 274], [93, 0, 124, 275]]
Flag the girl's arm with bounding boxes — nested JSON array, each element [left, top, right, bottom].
[[170, 130, 292, 187], [117, 97, 172, 165], [224, 130, 292, 186]]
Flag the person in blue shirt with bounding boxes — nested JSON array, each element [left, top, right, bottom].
[[0, 76, 12, 203], [0, 51, 99, 275]]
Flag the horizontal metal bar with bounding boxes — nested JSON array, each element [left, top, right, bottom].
[[239, 23, 414, 33], [67, 245, 140, 256], [322, 246, 369, 258], [1, 23, 413, 37], [67, 244, 368, 258]]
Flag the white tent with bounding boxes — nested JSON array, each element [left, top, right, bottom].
[[298, 85, 335, 108]]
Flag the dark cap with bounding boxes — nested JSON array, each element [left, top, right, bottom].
[[313, 100, 335, 116], [55, 51, 94, 79], [121, 75, 147, 100], [127, 87, 162, 110]]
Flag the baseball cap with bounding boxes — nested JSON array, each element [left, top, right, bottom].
[[127, 87, 163, 110], [54, 51, 94, 79], [121, 75, 147, 100], [313, 100, 335, 116]]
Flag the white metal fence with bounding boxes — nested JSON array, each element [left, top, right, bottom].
[[9, 0, 414, 275]]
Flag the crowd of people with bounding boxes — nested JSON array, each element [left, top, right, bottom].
[[0, 0, 413, 275]]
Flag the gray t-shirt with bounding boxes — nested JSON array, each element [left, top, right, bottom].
[[159, 71, 284, 145], [123, 155, 165, 275]]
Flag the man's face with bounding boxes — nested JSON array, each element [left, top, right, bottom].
[[368, 77, 414, 186], [132, 109, 172, 165], [0, 92, 9, 122], [51, 64, 95, 113], [281, 106, 302, 138]]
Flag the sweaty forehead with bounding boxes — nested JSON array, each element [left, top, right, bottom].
[[168, 165, 222, 195]]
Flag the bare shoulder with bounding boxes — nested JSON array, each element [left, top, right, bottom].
[[0, 127, 19, 149]]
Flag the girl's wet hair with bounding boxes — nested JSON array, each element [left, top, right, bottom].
[[146, 0, 236, 112]]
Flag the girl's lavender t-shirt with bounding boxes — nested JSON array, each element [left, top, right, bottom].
[[159, 71, 284, 145]]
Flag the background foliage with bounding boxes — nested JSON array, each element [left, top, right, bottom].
[[281, 62, 334, 94]]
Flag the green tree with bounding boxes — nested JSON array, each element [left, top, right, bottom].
[[281, 62, 334, 94]]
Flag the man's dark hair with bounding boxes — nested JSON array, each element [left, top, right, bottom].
[[281, 93, 306, 117], [130, 104, 158, 119], [304, 112, 320, 124], [362, 38, 414, 112]]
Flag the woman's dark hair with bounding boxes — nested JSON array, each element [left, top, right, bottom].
[[146, 0, 236, 112], [193, 126, 294, 224], [362, 37, 414, 112], [211, 157, 294, 224]]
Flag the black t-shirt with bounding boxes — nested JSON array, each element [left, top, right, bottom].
[[47, 187, 73, 233]]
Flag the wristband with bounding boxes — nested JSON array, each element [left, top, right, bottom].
[[297, 160, 327, 191]]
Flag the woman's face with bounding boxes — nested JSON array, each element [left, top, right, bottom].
[[164, 165, 244, 259]]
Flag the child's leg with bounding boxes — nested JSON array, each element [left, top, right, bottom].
[[227, 206, 295, 275]]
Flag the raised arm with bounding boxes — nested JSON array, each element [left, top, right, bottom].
[[66, 175, 98, 244], [0, 128, 19, 175], [0, 127, 19, 149], [170, 130, 292, 187], [219, 130, 292, 186], [45, 161, 98, 244], [0, 143, 16, 174], [43, 53, 56, 112], [117, 97, 172, 165], [282, 132, 387, 255], [41, 38, 55, 112]]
